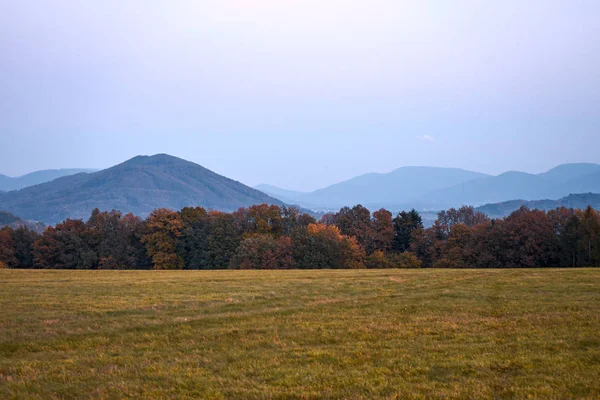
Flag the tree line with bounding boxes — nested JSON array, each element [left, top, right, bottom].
[[0, 203, 599, 270]]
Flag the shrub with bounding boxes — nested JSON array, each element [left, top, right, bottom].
[[365, 250, 393, 269], [390, 252, 422, 268]]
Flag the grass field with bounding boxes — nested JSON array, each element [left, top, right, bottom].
[[1, 269, 599, 399]]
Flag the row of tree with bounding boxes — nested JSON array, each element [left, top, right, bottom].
[[1, 203, 599, 270]]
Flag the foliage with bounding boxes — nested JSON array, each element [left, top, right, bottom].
[[205, 211, 243, 269], [392, 209, 422, 252], [292, 223, 365, 269], [141, 208, 184, 270], [370, 209, 394, 253], [365, 250, 392, 269], [86, 209, 149, 269], [436, 206, 489, 235], [329, 205, 373, 251], [0, 228, 17, 268], [392, 251, 423, 268], [32, 219, 96, 269], [2, 202, 600, 269], [10, 227, 40, 268], [230, 235, 294, 269], [177, 207, 211, 269]]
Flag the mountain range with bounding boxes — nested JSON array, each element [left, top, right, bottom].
[[258, 167, 489, 210], [476, 193, 600, 219], [1, 156, 599, 225], [0, 154, 283, 224], [420, 164, 600, 209], [258, 163, 600, 211], [0, 169, 96, 191]]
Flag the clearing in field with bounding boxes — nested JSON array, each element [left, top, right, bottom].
[[1, 269, 599, 399]]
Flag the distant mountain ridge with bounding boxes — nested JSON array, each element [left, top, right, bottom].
[[421, 163, 600, 209], [476, 193, 600, 219], [258, 167, 490, 210], [254, 184, 307, 204], [0, 154, 284, 224], [260, 163, 600, 211], [3, 158, 599, 224], [0, 168, 96, 191]]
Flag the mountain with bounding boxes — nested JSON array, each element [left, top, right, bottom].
[[0, 169, 96, 191], [0, 154, 284, 224], [284, 167, 490, 210], [0, 210, 22, 226], [419, 163, 600, 209], [0, 210, 46, 232], [539, 163, 600, 183], [476, 193, 600, 219], [258, 163, 600, 212], [547, 170, 600, 198], [254, 184, 307, 204]]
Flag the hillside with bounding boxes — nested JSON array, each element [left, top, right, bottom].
[[419, 163, 600, 209], [0, 154, 284, 224], [254, 184, 307, 204], [0, 169, 95, 191], [279, 167, 490, 210], [547, 170, 600, 198], [260, 163, 600, 212], [0, 210, 46, 232], [476, 193, 600, 218]]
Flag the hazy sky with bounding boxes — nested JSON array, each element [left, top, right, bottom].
[[1, 0, 599, 191]]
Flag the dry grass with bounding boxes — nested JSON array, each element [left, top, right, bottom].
[[0, 269, 599, 399]]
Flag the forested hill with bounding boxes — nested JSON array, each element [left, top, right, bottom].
[[0, 210, 45, 232], [477, 193, 600, 218], [0, 154, 284, 224], [0, 169, 95, 191]]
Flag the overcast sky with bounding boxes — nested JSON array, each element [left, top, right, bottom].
[[1, 0, 599, 191]]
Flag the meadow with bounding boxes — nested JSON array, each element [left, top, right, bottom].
[[1, 269, 599, 399]]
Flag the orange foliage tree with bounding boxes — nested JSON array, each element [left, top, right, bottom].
[[142, 208, 184, 270], [292, 223, 365, 269]]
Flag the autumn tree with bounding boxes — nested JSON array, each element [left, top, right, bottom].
[[332, 205, 372, 250], [434, 223, 473, 268], [436, 206, 489, 236], [464, 220, 504, 268], [320, 212, 338, 226], [142, 208, 184, 270], [369, 209, 394, 253], [230, 235, 294, 269], [282, 206, 316, 235], [548, 207, 581, 267], [85, 209, 148, 269], [177, 207, 211, 269], [365, 250, 392, 269], [11, 227, 40, 268], [0, 228, 17, 268], [577, 206, 600, 266], [33, 219, 96, 269], [205, 211, 243, 269], [251, 204, 284, 236], [409, 221, 446, 268], [500, 207, 560, 268], [292, 223, 365, 269]]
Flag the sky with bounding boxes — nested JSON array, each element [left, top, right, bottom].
[[1, 0, 599, 191]]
